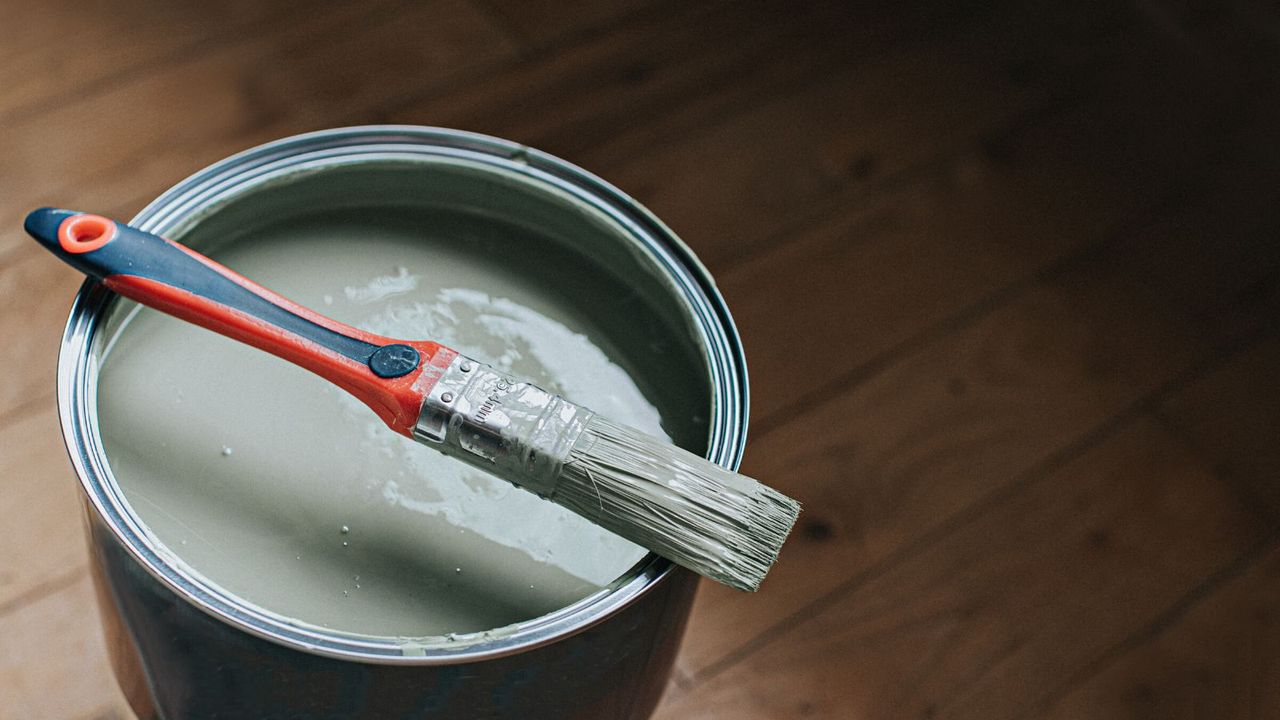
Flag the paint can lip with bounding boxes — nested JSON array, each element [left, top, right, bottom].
[[57, 125, 750, 665]]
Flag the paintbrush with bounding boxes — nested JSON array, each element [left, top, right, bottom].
[[25, 209, 800, 591]]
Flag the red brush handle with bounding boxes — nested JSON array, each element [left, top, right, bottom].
[[24, 208, 456, 435]]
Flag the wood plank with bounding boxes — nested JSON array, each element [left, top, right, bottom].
[[575, 0, 1245, 272], [394, 0, 1147, 270], [387, 0, 977, 170], [0, 0, 999, 422], [1037, 543, 1280, 719], [471, 0, 660, 48], [528, 0, 1272, 280], [0, 405, 87, 611], [3, 0, 1280, 717], [0, 0, 1172, 454], [5, 0, 1276, 618], [1156, 336, 1280, 519], [0, 0, 515, 420], [0, 0, 329, 122], [1, 0, 1183, 427], [0, 254, 84, 419], [0, 0, 514, 422], [711, 0, 1280, 425], [570, 0, 1149, 177], [1040, 145, 1280, 397], [655, 419, 1269, 719], [0, 573, 126, 719], [539, 17, 1049, 271], [398, 0, 1280, 418], [0, 0, 516, 260], [0, 0, 1063, 431], [671, 148, 1280, 678], [717, 73, 1231, 423]]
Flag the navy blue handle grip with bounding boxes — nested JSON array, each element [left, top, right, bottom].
[[23, 208, 420, 378], [24, 207, 140, 281]]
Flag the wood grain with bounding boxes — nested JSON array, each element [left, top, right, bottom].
[[0, 574, 129, 720], [1037, 541, 1280, 719], [0, 0, 517, 423], [717, 2, 1280, 421], [2, 0, 1280, 716], [575, 19, 1045, 270], [0, 405, 86, 612], [386, 0, 979, 174], [0, 0, 1069, 424], [471, 0, 659, 48], [0, 252, 84, 417], [0, 0, 974, 431], [1156, 336, 1280, 520], [656, 420, 1269, 719], [0, 0, 322, 122], [0, 0, 516, 260], [391, 0, 1164, 271], [0, 0, 1176, 615], [672, 133, 1280, 679]]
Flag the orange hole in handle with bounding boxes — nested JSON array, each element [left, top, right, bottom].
[[58, 214, 117, 254]]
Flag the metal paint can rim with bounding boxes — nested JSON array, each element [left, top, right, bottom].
[[57, 126, 750, 665]]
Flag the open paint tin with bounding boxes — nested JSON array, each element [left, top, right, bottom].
[[57, 127, 748, 718]]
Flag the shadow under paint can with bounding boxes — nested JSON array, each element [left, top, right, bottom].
[[56, 127, 749, 719]]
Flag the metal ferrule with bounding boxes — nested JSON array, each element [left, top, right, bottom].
[[413, 354, 594, 498]]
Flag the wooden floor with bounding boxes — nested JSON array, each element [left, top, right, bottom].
[[3, 0, 1280, 717]]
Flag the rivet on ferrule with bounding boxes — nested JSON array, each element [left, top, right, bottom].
[[412, 354, 594, 497]]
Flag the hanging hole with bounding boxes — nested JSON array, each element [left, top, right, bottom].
[[58, 215, 117, 254], [71, 224, 103, 244]]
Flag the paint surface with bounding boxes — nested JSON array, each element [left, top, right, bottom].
[[96, 184, 709, 638]]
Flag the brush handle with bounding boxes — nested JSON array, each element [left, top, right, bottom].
[[24, 208, 456, 435]]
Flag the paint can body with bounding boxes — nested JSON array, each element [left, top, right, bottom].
[[57, 128, 749, 719]]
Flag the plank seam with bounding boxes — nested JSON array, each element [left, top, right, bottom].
[[1026, 527, 1280, 718], [0, 564, 86, 618], [688, 311, 1280, 686], [0, 0, 404, 128], [0, 391, 56, 433], [746, 177, 1196, 442]]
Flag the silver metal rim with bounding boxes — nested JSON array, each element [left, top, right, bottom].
[[57, 126, 749, 664]]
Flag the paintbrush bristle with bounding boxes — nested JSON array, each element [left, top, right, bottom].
[[555, 415, 801, 592], [413, 355, 800, 592]]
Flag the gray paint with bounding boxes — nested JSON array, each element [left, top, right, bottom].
[[95, 160, 712, 639]]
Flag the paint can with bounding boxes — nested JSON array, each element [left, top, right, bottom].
[[57, 127, 749, 719]]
